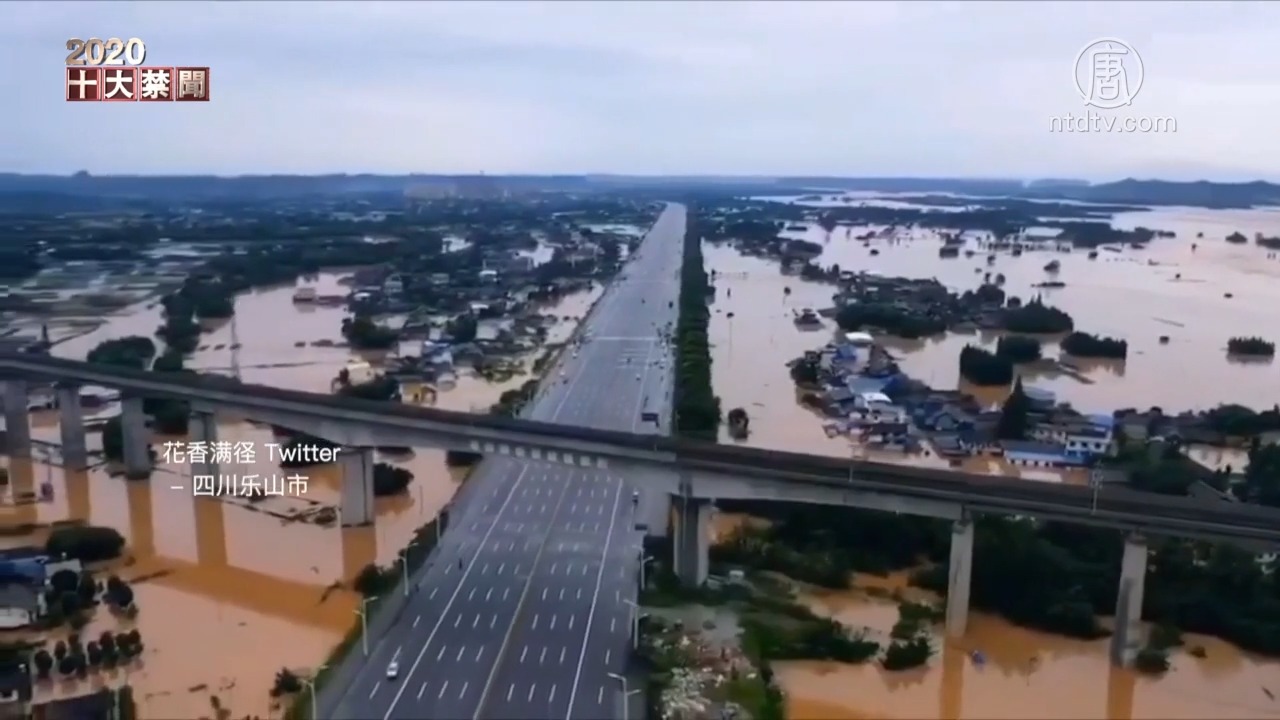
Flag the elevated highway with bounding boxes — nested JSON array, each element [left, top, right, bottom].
[[4, 352, 1280, 547]]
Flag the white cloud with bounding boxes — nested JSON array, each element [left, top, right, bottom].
[[5, 0, 1278, 179]]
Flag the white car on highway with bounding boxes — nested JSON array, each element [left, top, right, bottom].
[[386, 660, 399, 679]]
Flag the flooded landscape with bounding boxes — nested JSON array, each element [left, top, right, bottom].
[[2, 272, 603, 718], [699, 195, 1280, 718], [4, 191, 1280, 719]]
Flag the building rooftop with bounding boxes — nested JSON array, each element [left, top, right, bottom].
[[1003, 440, 1067, 456]]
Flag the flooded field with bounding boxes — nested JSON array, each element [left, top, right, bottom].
[[2, 272, 602, 718], [778, 571, 1280, 720], [703, 198, 1280, 718], [774, 221, 1280, 414]]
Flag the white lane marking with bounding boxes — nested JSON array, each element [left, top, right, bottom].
[[498, 562, 506, 575], [550, 615, 557, 630], [548, 684, 557, 705], [486, 588, 493, 601], [520, 646, 528, 663], [559, 647, 566, 664], [532, 614, 540, 630], [438, 680, 450, 699], [503, 588, 510, 601], [610, 618, 616, 633], [413, 615, 420, 628], [569, 615, 575, 630], [473, 613, 480, 628], [456, 646, 465, 662], [437, 645, 447, 661], [430, 587, 439, 600], [540, 647, 547, 664], [507, 684, 514, 702], [468, 587, 477, 601], [379, 464, 532, 720], [474, 470, 576, 715], [528, 683, 537, 702], [559, 588, 565, 600], [541, 588, 547, 601], [459, 681, 469, 699], [490, 615, 497, 629], [476, 646, 484, 662], [606, 649, 611, 664], [565, 479, 623, 719], [417, 682, 427, 700], [597, 686, 603, 704], [369, 682, 380, 699], [453, 615, 461, 628]]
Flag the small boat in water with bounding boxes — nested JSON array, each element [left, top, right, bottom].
[[1044, 260, 1061, 272]]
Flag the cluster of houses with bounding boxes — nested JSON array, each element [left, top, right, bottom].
[[0, 548, 82, 632], [810, 333, 1119, 467], [0, 549, 91, 718]]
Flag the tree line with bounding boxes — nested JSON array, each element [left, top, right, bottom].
[[672, 207, 722, 440]]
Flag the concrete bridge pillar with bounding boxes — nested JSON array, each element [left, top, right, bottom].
[[126, 478, 156, 560], [339, 448, 375, 527], [945, 517, 975, 638], [195, 492, 228, 568], [66, 469, 91, 522], [1110, 533, 1148, 667], [672, 495, 710, 588], [2, 378, 31, 457], [120, 396, 151, 480], [57, 383, 88, 470], [189, 411, 219, 477], [341, 525, 378, 582]]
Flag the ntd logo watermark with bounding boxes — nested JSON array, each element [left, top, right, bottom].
[[1050, 112, 1176, 134], [1050, 38, 1176, 134]]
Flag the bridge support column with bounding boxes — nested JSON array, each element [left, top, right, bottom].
[[1110, 533, 1148, 667], [120, 396, 151, 480], [57, 383, 88, 470], [672, 496, 710, 588], [126, 478, 156, 560], [2, 379, 31, 458], [189, 411, 218, 478], [945, 517, 974, 638], [339, 448, 375, 527]]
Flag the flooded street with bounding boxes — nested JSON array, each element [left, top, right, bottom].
[[703, 200, 1280, 718], [2, 272, 601, 718]]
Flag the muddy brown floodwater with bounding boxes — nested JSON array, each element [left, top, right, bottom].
[[703, 200, 1280, 718], [1, 272, 601, 718]]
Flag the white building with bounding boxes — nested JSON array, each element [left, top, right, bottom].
[[854, 391, 907, 423]]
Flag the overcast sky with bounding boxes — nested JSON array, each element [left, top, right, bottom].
[[5, 1, 1278, 180]]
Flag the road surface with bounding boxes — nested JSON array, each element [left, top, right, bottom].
[[330, 203, 685, 720]]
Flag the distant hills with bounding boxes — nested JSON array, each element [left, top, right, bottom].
[[1, 172, 1278, 209]]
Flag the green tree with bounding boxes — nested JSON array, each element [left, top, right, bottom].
[[997, 378, 1032, 440]]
